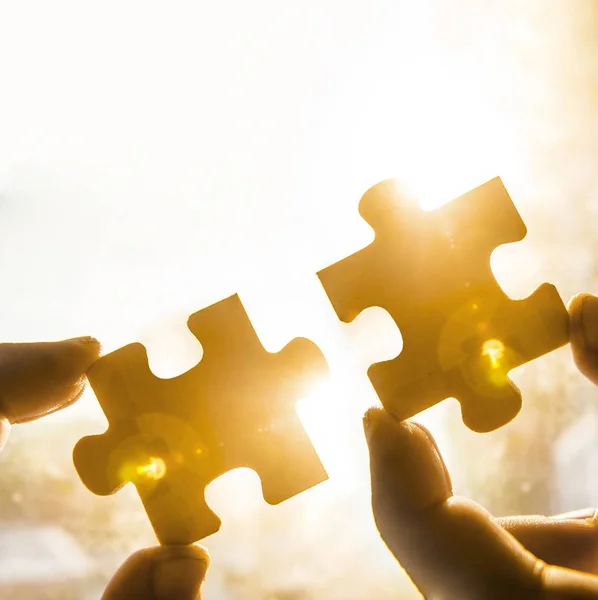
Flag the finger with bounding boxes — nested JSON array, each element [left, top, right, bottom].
[[364, 407, 541, 599], [568, 294, 598, 386], [0, 336, 100, 424], [498, 511, 598, 575], [102, 545, 209, 600]]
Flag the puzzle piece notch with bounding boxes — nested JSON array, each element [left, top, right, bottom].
[[318, 177, 569, 432], [73, 294, 329, 545]]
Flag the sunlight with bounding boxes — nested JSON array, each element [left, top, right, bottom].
[[296, 379, 366, 485], [350, 52, 521, 213]]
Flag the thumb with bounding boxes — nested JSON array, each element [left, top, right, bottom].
[[102, 545, 210, 600], [363, 407, 540, 599]]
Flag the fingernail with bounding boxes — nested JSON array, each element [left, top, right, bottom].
[[72, 336, 99, 344], [365, 410, 452, 512], [362, 407, 375, 438], [63, 337, 102, 372], [153, 554, 209, 600], [550, 507, 598, 521], [363, 406, 396, 445], [0, 416, 10, 453], [69, 336, 102, 356], [582, 295, 598, 350]]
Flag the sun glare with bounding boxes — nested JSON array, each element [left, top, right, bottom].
[[349, 48, 521, 214], [296, 380, 367, 483], [136, 456, 167, 481]]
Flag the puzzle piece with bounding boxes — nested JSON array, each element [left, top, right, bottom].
[[318, 177, 569, 432], [73, 294, 329, 544]]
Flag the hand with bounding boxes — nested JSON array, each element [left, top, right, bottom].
[[363, 293, 598, 600], [0, 336, 209, 600]]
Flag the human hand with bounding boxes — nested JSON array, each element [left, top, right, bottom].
[[363, 293, 598, 599], [0, 337, 209, 599]]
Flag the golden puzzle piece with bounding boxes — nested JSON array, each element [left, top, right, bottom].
[[318, 177, 569, 432], [73, 294, 329, 544]]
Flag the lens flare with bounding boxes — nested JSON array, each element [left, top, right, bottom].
[[482, 339, 505, 369], [136, 456, 167, 480]]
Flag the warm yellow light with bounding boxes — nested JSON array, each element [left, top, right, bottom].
[[136, 456, 167, 480], [482, 339, 505, 369], [296, 377, 370, 490]]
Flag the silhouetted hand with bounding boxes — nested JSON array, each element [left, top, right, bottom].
[[363, 293, 598, 599], [0, 337, 209, 600]]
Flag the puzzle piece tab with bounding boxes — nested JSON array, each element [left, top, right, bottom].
[[73, 294, 329, 544], [318, 177, 569, 432]]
